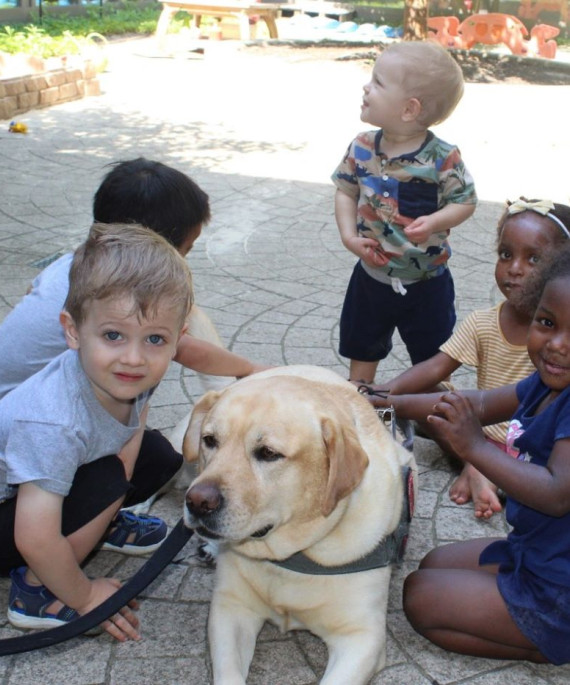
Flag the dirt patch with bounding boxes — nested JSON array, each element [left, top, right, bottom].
[[245, 40, 570, 85], [453, 48, 570, 84]]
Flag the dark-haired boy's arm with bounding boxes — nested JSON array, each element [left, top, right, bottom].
[[174, 334, 270, 378]]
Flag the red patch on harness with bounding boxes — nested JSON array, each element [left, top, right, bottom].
[[406, 468, 415, 521]]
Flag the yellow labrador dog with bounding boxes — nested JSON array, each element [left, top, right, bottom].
[[183, 365, 416, 685]]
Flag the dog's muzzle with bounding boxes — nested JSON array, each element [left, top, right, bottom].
[[185, 481, 224, 536], [186, 481, 223, 517], [185, 481, 274, 540]]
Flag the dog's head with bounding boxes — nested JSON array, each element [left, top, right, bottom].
[[183, 375, 369, 549]]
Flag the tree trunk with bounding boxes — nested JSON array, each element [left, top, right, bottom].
[[403, 0, 428, 40]]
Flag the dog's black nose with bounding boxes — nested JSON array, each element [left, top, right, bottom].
[[186, 482, 223, 515]]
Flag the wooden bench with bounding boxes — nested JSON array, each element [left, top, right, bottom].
[[156, 0, 280, 46]]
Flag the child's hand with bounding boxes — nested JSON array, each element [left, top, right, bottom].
[[80, 577, 141, 642], [344, 236, 388, 267], [403, 215, 439, 244], [427, 392, 487, 457]]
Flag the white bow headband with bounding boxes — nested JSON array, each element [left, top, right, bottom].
[[507, 199, 570, 239]]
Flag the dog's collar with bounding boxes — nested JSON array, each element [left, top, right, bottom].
[[271, 466, 414, 576]]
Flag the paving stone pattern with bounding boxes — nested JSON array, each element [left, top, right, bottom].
[[0, 35, 569, 684]]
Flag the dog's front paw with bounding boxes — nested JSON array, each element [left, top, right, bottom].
[[197, 537, 219, 566]]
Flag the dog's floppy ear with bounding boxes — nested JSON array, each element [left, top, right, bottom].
[[182, 390, 221, 462], [321, 416, 369, 517]]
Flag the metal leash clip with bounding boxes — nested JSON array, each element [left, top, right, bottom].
[[375, 406, 398, 440], [375, 406, 414, 453], [355, 384, 414, 453]]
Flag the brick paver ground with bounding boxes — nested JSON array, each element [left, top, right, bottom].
[[0, 35, 569, 684]]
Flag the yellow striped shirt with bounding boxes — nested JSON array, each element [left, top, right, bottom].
[[440, 302, 535, 443]]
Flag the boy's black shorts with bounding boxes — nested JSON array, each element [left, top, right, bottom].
[[0, 428, 182, 574]]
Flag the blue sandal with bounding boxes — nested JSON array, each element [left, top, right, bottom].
[[8, 566, 79, 630], [101, 510, 167, 556]]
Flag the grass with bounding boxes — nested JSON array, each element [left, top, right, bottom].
[[0, 4, 189, 56], [38, 3, 167, 36]]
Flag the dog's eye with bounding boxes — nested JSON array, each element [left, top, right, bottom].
[[253, 446, 283, 462], [202, 434, 218, 449]]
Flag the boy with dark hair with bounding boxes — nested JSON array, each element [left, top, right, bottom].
[[93, 157, 211, 253], [0, 158, 261, 400]]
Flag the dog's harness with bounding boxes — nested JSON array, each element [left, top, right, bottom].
[[273, 402, 414, 576], [272, 465, 415, 575]]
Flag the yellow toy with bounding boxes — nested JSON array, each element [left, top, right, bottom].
[[9, 121, 28, 134]]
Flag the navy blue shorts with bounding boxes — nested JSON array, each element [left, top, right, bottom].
[[0, 428, 182, 574], [339, 261, 456, 364], [498, 570, 570, 665]]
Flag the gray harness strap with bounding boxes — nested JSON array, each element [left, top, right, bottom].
[[272, 466, 413, 576]]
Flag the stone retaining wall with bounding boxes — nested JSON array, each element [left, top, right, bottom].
[[0, 60, 100, 121]]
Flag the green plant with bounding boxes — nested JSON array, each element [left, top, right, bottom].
[[0, 5, 189, 57], [38, 5, 166, 36], [0, 24, 83, 57]]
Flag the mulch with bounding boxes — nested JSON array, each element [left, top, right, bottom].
[[244, 40, 570, 85]]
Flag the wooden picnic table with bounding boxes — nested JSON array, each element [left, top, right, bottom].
[[156, 0, 280, 45]]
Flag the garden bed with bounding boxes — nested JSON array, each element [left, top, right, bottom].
[[0, 53, 100, 120]]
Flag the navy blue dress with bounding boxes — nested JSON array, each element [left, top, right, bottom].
[[480, 372, 570, 665]]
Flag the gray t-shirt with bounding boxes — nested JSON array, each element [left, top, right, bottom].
[[0, 253, 72, 400], [0, 349, 151, 501]]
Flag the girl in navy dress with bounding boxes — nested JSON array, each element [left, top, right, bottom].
[[397, 241, 570, 664]]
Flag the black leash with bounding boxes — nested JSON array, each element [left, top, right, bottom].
[[355, 383, 390, 399], [0, 518, 193, 657]]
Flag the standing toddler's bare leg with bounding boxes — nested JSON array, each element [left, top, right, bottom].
[[349, 359, 379, 383]]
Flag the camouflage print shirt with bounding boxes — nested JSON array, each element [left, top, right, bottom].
[[332, 129, 477, 282]]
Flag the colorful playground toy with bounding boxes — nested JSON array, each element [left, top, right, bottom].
[[8, 121, 28, 134], [428, 12, 560, 58]]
